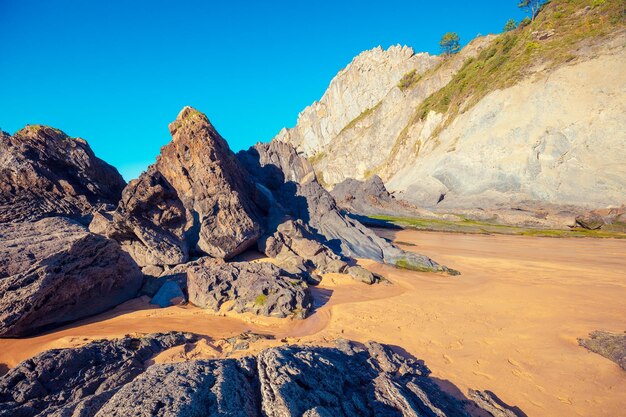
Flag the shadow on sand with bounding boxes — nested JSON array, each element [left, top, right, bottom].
[[387, 344, 527, 417]]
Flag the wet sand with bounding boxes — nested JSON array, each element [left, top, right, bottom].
[[1, 230, 625, 416]]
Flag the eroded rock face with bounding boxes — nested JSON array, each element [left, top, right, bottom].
[[0, 337, 520, 417], [274, 45, 441, 157], [238, 142, 455, 275], [187, 260, 312, 318], [0, 126, 125, 224], [0, 217, 143, 337], [101, 107, 260, 266], [0, 332, 196, 417]]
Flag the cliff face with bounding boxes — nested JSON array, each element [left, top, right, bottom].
[[274, 1, 626, 210], [274, 45, 441, 158]]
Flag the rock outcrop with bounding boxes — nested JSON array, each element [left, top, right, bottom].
[[575, 205, 626, 232], [259, 219, 379, 284], [578, 330, 626, 371], [0, 126, 125, 224], [98, 107, 261, 266], [274, 3, 626, 212], [239, 141, 456, 274], [330, 175, 431, 217], [0, 217, 143, 337], [187, 260, 312, 318], [0, 335, 520, 416]]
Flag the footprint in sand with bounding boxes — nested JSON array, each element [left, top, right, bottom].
[[472, 370, 494, 380], [508, 357, 533, 380], [442, 354, 453, 364], [558, 396, 573, 405]]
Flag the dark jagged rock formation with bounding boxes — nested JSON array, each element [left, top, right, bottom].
[[187, 260, 312, 319], [0, 217, 143, 337], [0, 332, 196, 417], [578, 330, 626, 371], [259, 219, 380, 284], [97, 107, 261, 267], [0, 335, 519, 416], [0, 126, 125, 224], [238, 140, 456, 275]]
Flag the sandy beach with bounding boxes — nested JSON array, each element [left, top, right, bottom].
[[1, 230, 625, 416]]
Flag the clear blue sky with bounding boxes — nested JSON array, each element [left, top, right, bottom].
[[0, 1, 527, 180]]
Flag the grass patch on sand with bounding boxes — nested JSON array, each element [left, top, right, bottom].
[[394, 258, 435, 272], [254, 294, 267, 306], [370, 215, 626, 239]]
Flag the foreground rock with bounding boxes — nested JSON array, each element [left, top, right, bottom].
[[0, 332, 196, 417], [0, 126, 125, 224], [578, 330, 626, 371], [98, 107, 260, 266], [187, 260, 311, 318], [0, 335, 520, 416], [0, 217, 142, 337], [239, 141, 456, 274]]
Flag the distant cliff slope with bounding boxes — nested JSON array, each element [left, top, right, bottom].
[[274, 0, 626, 210]]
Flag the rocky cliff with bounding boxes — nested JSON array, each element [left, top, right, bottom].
[[274, 0, 626, 211]]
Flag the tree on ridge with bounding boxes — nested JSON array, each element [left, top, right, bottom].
[[440, 32, 461, 56]]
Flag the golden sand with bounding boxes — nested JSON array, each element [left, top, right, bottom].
[[1, 230, 624, 416]]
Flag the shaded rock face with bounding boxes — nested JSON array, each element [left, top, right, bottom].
[[0, 332, 196, 417], [330, 175, 424, 217], [187, 260, 311, 319], [0, 336, 519, 417], [0, 217, 143, 337], [259, 219, 380, 284], [0, 126, 125, 224], [101, 107, 260, 266], [238, 141, 455, 275], [578, 330, 626, 371]]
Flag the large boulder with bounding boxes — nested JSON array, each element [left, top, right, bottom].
[[259, 219, 380, 284], [0, 126, 125, 224], [187, 260, 312, 319], [575, 205, 626, 232], [0, 336, 520, 416], [0, 332, 196, 417], [100, 107, 261, 266], [238, 141, 456, 274], [0, 217, 143, 337]]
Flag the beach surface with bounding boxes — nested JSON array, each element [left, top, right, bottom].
[[1, 229, 624, 416]]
